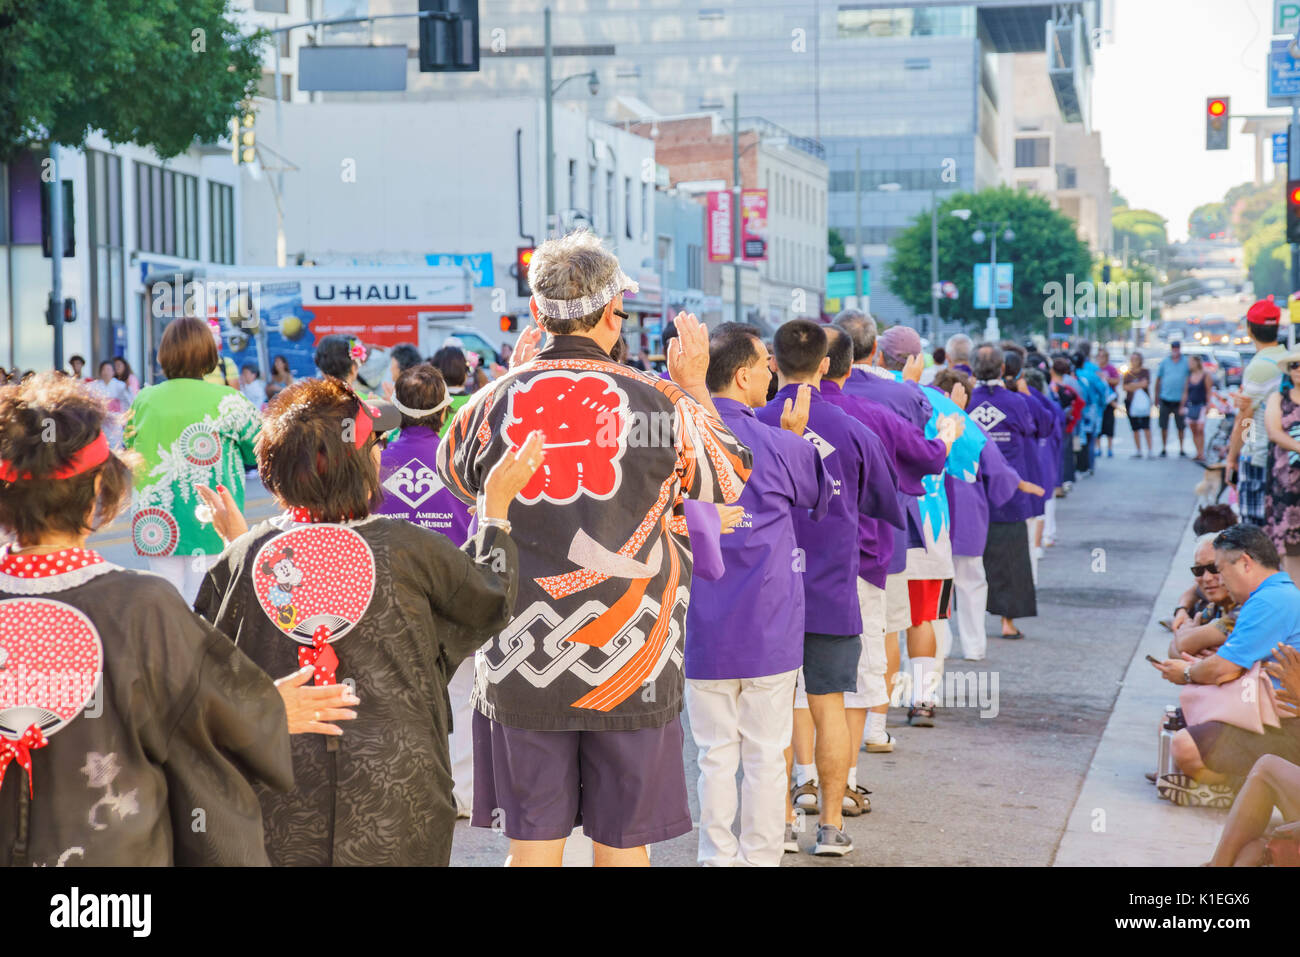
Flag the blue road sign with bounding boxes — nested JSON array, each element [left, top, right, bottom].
[[1276, 132, 1290, 166], [973, 263, 1013, 310], [1269, 40, 1300, 105]]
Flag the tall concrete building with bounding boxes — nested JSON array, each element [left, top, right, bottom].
[[244, 0, 1107, 324], [628, 115, 829, 332]]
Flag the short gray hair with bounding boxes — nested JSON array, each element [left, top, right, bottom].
[[945, 333, 973, 363], [834, 310, 878, 362], [528, 230, 621, 335]]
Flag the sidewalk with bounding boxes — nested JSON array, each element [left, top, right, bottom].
[[1054, 507, 1226, 866]]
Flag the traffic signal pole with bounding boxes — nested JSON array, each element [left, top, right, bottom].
[[1291, 102, 1300, 295], [50, 143, 64, 372]]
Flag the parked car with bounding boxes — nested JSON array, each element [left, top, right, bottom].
[[1213, 349, 1244, 388]]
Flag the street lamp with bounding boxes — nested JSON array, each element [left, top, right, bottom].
[[544, 7, 599, 237], [971, 221, 1014, 343]]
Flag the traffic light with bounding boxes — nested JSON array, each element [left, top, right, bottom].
[[1063, 316, 1073, 327], [1206, 97, 1229, 151], [1287, 180, 1300, 244], [515, 246, 535, 298], [231, 107, 255, 165], [418, 0, 480, 73], [500, 315, 518, 332], [45, 297, 76, 326]]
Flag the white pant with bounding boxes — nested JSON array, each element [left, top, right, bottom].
[[685, 669, 798, 867], [148, 553, 219, 607], [1027, 518, 1040, 586], [447, 657, 475, 812], [951, 554, 988, 660], [1044, 495, 1058, 544], [844, 578, 889, 709]]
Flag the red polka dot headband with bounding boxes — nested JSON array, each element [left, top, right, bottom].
[[0, 432, 111, 483]]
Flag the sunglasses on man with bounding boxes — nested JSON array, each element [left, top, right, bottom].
[[1190, 562, 1218, 578]]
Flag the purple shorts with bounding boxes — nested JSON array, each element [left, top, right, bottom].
[[471, 710, 692, 848]]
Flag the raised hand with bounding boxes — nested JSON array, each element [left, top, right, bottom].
[[902, 353, 924, 383], [510, 324, 544, 368], [667, 312, 710, 395], [949, 380, 968, 410], [482, 430, 545, 521], [781, 383, 812, 436]]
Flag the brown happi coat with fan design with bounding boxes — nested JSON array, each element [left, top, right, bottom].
[[196, 515, 517, 866], [0, 549, 292, 867]]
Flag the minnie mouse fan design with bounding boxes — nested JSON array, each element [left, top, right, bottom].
[[0, 598, 104, 796], [252, 525, 376, 685]]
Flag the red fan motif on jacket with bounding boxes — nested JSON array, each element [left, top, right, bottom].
[[0, 599, 104, 795], [251, 525, 376, 685]]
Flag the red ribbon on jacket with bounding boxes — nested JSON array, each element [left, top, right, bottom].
[[0, 724, 48, 798], [298, 624, 339, 686]]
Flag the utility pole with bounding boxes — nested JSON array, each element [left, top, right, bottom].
[[987, 228, 999, 344], [733, 93, 742, 325], [1291, 101, 1299, 294], [49, 143, 64, 371], [854, 147, 863, 308], [545, 7, 555, 238]]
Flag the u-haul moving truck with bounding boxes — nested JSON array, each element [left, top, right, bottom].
[[142, 265, 487, 383]]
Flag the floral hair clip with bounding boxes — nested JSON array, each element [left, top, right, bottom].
[[349, 339, 367, 363]]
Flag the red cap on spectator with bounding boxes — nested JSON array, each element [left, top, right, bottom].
[[1247, 297, 1281, 325]]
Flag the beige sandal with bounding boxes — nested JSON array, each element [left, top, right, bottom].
[[791, 781, 819, 814]]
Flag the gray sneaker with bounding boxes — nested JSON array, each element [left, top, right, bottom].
[[813, 823, 853, 857], [783, 823, 799, 854]]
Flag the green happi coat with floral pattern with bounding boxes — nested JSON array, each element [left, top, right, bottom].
[[125, 379, 260, 559]]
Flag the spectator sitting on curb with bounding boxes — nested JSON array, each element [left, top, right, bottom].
[[1161, 507, 1241, 633], [1166, 534, 1240, 661], [1152, 524, 1300, 806]]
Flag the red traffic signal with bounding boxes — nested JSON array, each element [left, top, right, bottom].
[[1207, 99, 1226, 117], [499, 315, 518, 332], [1063, 316, 1073, 326], [1288, 180, 1300, 244], [515, 246, 535, 298]]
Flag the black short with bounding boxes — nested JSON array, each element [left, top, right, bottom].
[[1187, 720, 1300, 779], [802, 633, 862, 695], [1101, 404, 1116, 437], [1158, 399, 1184, 430], [1128, 415, 1150, 432]]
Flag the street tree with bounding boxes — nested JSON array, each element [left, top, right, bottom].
[[1189, 202, 1228, 240], [1112, 207, 1168, 254], [0, 0, 265, 160], [828, 228, 852, 266], [884, 186, 1091, 337]]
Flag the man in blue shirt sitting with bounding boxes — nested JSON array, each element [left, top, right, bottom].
[[1152, 341, 1191, 458], [1153, 524, 1300, 805]]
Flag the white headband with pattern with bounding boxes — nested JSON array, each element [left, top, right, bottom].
[[531, 270, 639, 322], [391, 392, 452, 419]]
